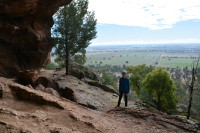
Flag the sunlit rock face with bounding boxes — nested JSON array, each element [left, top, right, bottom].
[[0, 0, 71, 77]]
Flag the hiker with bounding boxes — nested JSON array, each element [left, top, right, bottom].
[[117, 70, 130, 107]]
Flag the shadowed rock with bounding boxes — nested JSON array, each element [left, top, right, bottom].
[[0, 0, 72, 77], [85, 79, 118, 94], [9, 83, 64, 109], [0, 85, 2, 98], [35, 84, 60, 98], [35, 84, 46, 91], [70, 63, 100, 81], [16, 70, 38, 85], [35, 77, 60, 92], [35, 77, 75, 101], [79, 103, 97, 110], [60, 86, 75, 101]]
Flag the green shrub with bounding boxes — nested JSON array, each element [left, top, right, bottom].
[[45, 63, 58, 70]]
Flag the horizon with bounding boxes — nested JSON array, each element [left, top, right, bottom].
[[87, 43, 200, 48]]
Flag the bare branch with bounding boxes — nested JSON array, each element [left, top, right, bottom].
[[184, 77, 190, 87], [185, 53, 200, 119]]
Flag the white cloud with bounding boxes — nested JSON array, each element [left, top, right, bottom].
[[91, 38, 200, 46], [89, 0, 200, 30]]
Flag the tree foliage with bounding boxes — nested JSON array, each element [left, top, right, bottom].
[[54, 49, 87, 67], [102, 71, 118, 90], [45, 63, 58, 70], [143, 67, 178, 113], [72, 49, 87, 65], [192, 89, 200, 120], [126, 64, 154, 96], [52, 0, 97, 74]]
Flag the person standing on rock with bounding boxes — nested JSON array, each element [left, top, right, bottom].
[[116, 70, 130, 107]]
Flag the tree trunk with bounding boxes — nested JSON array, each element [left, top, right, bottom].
[[135, 81, 140, 95], [187, 86, 193, 119], [157, 95, 161, 111], [64, 8, 70, 76], [65, 45, 69, 75], [187, 68, 195, 119]]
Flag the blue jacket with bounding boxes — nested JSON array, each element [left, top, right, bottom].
[[119, 77, 130, 93]]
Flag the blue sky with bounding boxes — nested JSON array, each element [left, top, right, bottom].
[[88, 0, 200, 45], [91, 20, 200, 45]]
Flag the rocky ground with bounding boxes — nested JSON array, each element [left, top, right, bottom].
[[0, 70, 199, 133]]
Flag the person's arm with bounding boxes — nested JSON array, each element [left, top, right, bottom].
[[128, 78, 130, 93], [119, 78, 121, 91]]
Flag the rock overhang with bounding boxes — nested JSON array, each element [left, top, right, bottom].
[[0, 0, 72, 77]]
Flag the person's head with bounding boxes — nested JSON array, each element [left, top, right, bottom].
[[122, 70, 127, 78]]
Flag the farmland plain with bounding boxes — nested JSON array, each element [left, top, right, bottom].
[[86, 44, 200, 69]]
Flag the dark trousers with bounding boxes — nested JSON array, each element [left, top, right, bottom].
[[117, 92, 128, 107]]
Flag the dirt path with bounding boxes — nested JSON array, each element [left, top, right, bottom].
[[0, 77, 198, 133], [0, 99, 195, 133]]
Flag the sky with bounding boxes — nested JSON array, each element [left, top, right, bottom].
[[88, 0, 200, 45]]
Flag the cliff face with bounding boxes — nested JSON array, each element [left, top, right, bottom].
[[0, 0, 71, 77]]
